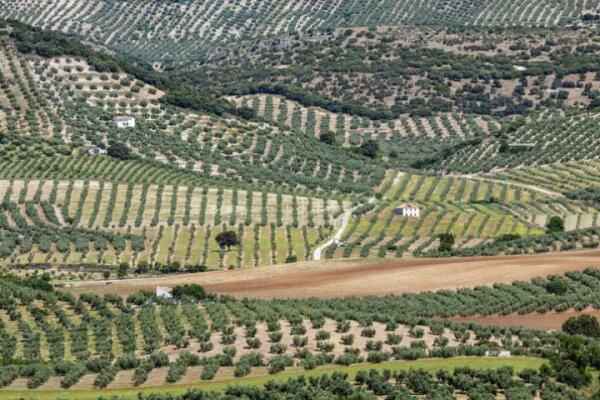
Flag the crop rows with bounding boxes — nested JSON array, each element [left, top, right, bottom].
[[424, 225, 600, 257], [3, 268, 598, 389], [2, 0, 594, 66], [0, 179, 344, 268], [487, 160, 600, 195], [437, 110, 600, 173], [229, 94, 493, 142], [0, 47, 56, 137], [19, 54, 385, 194], [324, 173, 570, 259]]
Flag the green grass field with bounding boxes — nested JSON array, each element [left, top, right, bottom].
[[0, 357, 545, 400]]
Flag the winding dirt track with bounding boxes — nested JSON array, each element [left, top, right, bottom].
[[67, 250, 600, 299]]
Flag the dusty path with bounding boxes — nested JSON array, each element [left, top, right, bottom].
[[67, 250, 600, 299], [313, 208, 352, 260]]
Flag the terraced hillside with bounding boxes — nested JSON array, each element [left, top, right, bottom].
[[0, 30, 368, 272], [1, 10, 600, 400], [2, 0, 597, 67], [3, 34, 599, 268]]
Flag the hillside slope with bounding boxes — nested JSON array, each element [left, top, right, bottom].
[[2, 0, 598, 67]]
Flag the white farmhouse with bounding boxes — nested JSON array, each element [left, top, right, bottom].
[[395, 203, 420, 218], [114, 116, 136, 128], [155, 286, 173, 298]]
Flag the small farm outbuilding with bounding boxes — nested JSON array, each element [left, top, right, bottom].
[[156, 286, 173, 298], [394, 203, 420, 218], [114, 116, 136, 128]]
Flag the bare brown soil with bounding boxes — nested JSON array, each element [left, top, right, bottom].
[[451, 309, 600, 330], [66, 250, 600, 299]]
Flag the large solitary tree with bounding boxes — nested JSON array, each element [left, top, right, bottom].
[[215, 230, 240, 250], [546, 216, 565, 234]]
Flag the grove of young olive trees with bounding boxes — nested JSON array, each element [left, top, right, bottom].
[[1, 268, 599, 390], [0, 178, 346, 270]]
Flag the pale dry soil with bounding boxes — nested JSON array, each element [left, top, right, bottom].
[[67, 250, 600, 299], [451, 308, 600, 330]]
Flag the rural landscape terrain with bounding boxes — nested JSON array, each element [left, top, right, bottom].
[[0, 0, 600, 399]]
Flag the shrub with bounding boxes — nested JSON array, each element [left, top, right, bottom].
[[246, 337, 261, 349], [171, 284, 210, 301], [315, 330, 330, 341], [361, 327, 376, 337], [341, 334, 354, 345], [268, 355, 293, 374]]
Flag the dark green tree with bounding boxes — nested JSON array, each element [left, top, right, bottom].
[[319, 131, 336, 145], [562, 315, 600, 338], [438, 233, 455, 252], [171, 284, 209, 301], [117, 262, 129, 279], [360, 139, 379, 159], [215, 230, 240, 250], [546, 216, 565, 234], [107, 141, 132, 160]]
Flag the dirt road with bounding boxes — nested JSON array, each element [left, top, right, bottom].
[[67, 250, 600, 299], [313, 209, 352, 260]]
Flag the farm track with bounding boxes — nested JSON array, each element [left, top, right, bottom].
[[313, 208, 352, 261], [68, 249, 600, 299]]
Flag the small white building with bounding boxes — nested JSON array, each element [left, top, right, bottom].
[[114, 116, 136, 128], [395, 203, 420, 218], [485, 350, 511, 357], [156, 286, 173, 298], [86, 146, 107, 156]]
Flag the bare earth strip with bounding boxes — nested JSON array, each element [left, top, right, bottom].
[[67, 250, 600, 299], [451, 309, 600, 330]]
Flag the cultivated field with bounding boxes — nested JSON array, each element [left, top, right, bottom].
[[228, 94, 494, 142], [2, 7, 600, 400], [5, 265, 596, 393], [0, 179, 346, 270], [2, 0, 594, 66], [0, 357, 545, 400], [69, 249, 600, 299], [452, 309, 600, 330]]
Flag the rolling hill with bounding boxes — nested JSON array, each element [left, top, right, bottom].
[[1, 3, 600, 400], [2, 0, 597, 68]]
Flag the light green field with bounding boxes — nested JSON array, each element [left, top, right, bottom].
[[0, 179, 343, 269], [0, 357, 545, 400], [329, 170, 600, 259]]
